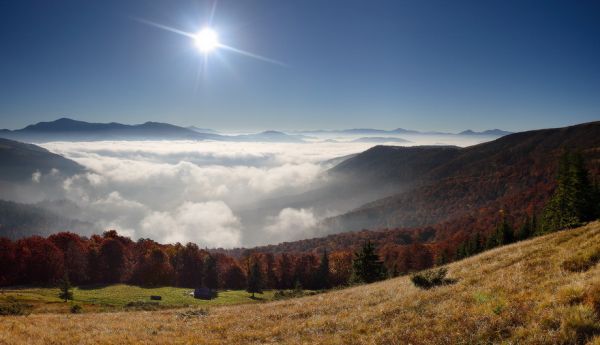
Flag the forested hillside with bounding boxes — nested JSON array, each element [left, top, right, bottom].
[[0, 138, 84, 182], [0, 200, 92, 240], [326, 121, 600, 235]]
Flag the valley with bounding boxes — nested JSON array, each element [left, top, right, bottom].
[[1, 2, 599, 343]]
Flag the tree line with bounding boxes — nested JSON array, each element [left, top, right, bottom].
[[0, 228, 440, 290]]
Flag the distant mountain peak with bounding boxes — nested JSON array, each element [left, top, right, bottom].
[[459, 129, 512, 136], [261, 130, 285, 135], [391, 128, 420, 134], [139, 121, 179, 128], [187, 126, 218, 134], [55, 117, 78, 122], [351, 137, 411, 143], [23, 117, 96, 131]]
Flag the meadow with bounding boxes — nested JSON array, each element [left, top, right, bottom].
[[1, 221, 599, 344], [0, 285, 278, 314]]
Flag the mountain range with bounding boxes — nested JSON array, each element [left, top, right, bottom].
[[0, 118, 512, 143], [351, 137, 412, 143], [0, 118, 219, 142], [297, 128, 513, 136], [0, 118, 304, 143]]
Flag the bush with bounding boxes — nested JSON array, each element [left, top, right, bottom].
[[410, 268, 455, 289], [0, 297, 32, 316], [70, 304, 82, 314], [562, 248, 600, 272]]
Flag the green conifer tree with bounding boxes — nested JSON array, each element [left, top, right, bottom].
[[203, 254, 218, 292], [389, 262, 400, 277], [516, 215, 531, 241], [313, 250, 330, 290], [350, 241, 386, 284], [543, 151, 596, 231], [58, 272, 73, 302], [246, 260, 263, 298], [486, 210, 514, 248]]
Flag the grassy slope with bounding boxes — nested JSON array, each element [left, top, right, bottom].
[[1, 222, 600, 345], [0, 285, 277, 314]]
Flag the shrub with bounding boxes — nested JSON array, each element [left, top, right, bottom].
[[70, 304, 82, 314], [410, 268, 456, 289], [0, 297, 32, 316], [561, 248, 600, 272]]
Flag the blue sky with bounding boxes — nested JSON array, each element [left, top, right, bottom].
[[0, 0, 598, 132]]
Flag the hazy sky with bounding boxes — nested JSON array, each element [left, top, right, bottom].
[[0, 0, 598, 131]]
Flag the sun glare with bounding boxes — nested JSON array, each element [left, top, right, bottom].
[[195, 28, 219, 53]]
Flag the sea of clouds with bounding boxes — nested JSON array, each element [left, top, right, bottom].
[[28, 135, 490, 248]]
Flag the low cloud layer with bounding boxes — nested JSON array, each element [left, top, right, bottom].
[[6, 135, 490, 247], [32, 141, 375, 247], [265, 207, 328, 243], [139, 201, 241, 248]]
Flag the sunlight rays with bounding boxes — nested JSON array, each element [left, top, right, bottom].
[[217, 43, 287, 67], [135, 10, 286, 82]]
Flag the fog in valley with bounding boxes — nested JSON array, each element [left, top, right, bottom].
[[3, 133, 495, 248]]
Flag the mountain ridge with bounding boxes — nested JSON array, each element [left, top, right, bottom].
[[0, 118, 307, 143], [0, 137, 85, 182], [1, 118, 515, 143], [297, 127, 513, 136], [324, 121, 600, 236]]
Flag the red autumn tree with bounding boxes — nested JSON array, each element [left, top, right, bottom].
[[131, 245, 174, 286], [0, 238, 16, 286], [172, 243, 204, 288], [48, 232, 89, 284], [98, 237, 130, 283], [221, 263, 247, 289], [15, 236, 64, 285], [329, 251, 352, 286], [276, 253, 294, 289]]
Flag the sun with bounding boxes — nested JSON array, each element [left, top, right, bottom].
[[137, 19, 284, 65], [194, 28, 219, 53]]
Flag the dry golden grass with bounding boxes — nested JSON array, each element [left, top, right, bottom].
[[2, 221, 600, 345]]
